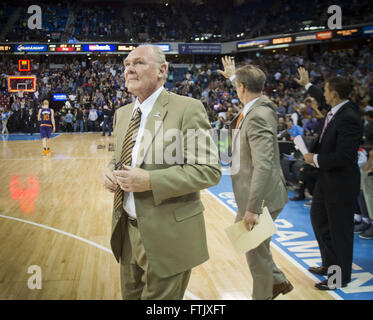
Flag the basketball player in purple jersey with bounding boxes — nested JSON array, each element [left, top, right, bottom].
[[37, 100, 55, 156]]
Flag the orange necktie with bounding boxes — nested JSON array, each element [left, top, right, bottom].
[[232, 111, 244, 149], [235, 112, 244, 130]]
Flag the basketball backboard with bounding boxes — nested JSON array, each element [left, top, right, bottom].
[[8, 76, 36, 93]]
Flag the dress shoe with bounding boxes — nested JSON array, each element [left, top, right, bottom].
[[273, 280, 294, 299], [308, 266, 328, 276], [354, 220, 371, 234], [359, 224, 373, 240], [315, 279, 348, 290]]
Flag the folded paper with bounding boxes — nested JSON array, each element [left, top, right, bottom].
[[225, 207, 277, 254]]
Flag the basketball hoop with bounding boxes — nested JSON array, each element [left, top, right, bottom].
[[7, 75, 37, 93]]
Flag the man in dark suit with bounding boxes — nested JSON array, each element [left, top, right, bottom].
[[296, 69, 363, 290], [24, 108, 37, 135]]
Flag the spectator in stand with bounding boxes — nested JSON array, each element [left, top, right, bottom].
[[83, 107, 89, 132], [216, 116, 226, 130], [102, 105, 112, 136], [276, 102, 287, 118], [278, 116, 285, 127], [74, 107, 84, 133], [303, 97, 315, 119], [65, 109, 74, 132], [302, 97, 325, 136], [286, 118, 303, 138], [1, 108, 11, 135], [24, 108, 37, 135], [88, 105, 98, 132], [303, 117, 319, 136], [53, 108, 61, 132], [290, 104, 303, 127], [97, 106, 104, 126], [278, 122, 291, 141], [287, 96, 299, 114]]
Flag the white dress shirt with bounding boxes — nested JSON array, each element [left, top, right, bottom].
[[124, 86, 164, 218], [229, 74, 236, 83], [313, 100, 349, 168], [305, 82, 313, 91]]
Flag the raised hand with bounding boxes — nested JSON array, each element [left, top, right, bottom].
[[217, 56, 236, 79], [295, 67, 310, 87]]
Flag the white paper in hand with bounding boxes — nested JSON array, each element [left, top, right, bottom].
[[224, 207, 277, 254], [294, 135, 309, 155]]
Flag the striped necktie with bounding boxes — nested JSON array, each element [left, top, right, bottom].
[[319, 111, 333, 142], [113, 108, 142, 211]]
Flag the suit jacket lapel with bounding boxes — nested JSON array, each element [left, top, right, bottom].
[[240, 96, 264, 126], [320, 101, 350, 143], [229, 97, 264, 132], [135, 89, 169, 167], [230, 97, 264, 149], [331, 101, 350, 121]]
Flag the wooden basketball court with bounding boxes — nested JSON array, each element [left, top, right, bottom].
[[0, 133, 333, 300]]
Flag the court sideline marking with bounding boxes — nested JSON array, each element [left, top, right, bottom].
[[0, 213, 200, 300]]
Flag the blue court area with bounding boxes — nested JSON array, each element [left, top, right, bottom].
[[0, 133, 60, 141], [209, 174, 373, 300]]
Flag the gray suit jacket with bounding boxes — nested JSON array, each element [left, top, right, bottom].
[[230, 95, 288, 220]]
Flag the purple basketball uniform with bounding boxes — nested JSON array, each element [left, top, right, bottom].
[[40, 108, 52, 139]]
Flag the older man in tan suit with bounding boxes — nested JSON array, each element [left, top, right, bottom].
[[218, 57, 293, 300], [102, 45, 221, 300]]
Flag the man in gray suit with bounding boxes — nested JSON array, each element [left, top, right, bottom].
[[218, 57, 293, 300]]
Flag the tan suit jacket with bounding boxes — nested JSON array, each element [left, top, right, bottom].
[[108, 89, 221, 278], [230, 95, 288, 220]]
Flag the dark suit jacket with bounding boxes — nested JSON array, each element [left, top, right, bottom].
[[311, 100, 363, 203]]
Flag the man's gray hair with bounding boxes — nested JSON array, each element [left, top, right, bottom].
[[138, 44, 169, 83]]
